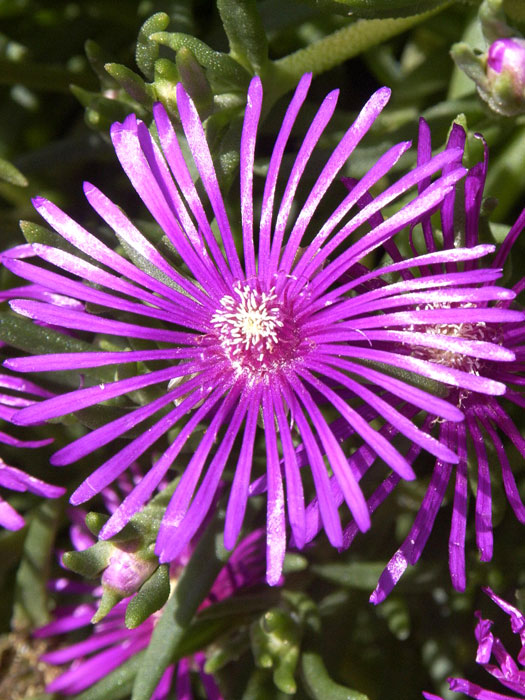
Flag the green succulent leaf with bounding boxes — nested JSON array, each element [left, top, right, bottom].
[[85, 39, 120, 89], [116, 235, 190, 296], [70, 85, 138, 131], [62, 541, 113, 579], [0, 310, 90, 355], [301, 650, 369, 700], [125, 564, 170, 629], [151, 32, 250, 91], [0, 157, 27, 187], [251, 607, 302, 694], [271, 2, 453, 94], [12, 498, 64, 629], [20, 220, 88, 259], [317, 0, 452, 18], [92, 587, 124, 624], [136, 12, 170, 81], [176, 47, 214, 119], [311, 561, 387, 589], [105, 63, 154, 108], [217, 0, 269, 73]]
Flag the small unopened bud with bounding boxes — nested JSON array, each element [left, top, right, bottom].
[[101, 543, 157, 597], [485, 37, 525, 113]]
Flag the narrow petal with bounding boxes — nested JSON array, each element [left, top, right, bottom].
[[279, 87, 392, 275], [155, 385, 243, 554], [224, 386, 262, 549], [468, 413, 493, 563], [280, 380, 343, 547], [295, 366, 418, 480], [290, 376, 371, 532], [301, 359, 459, 463], [14, 363, 203, 426], [9, 299, 197, 345], [71, 382, 219, 505], [240, 76, 262, 279], [32, 196, 194, 308], [317, 344, 508, 396], [261, 387, 287, 585], [267, 88, 340, 282], [449, 421, 468, 591], [299, 152, 465, 287], [108, 117, 221, 295], [272, 383, 306, 550], [5, 347, 196, 373], [153, 102, 234, 286], [157, 390, 248, 563], [259, 73, 312, 282], [480, 415, 525, 524], [291, 140, 410, 283], [99, 385, 228, 538], [176, 83, 243, 279], [52, 370, 211, 466]]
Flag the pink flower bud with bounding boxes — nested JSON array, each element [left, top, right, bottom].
[[487, 37, 525, 95], [101, 543, 156, 596]]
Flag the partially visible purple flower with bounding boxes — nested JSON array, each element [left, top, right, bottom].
[[423, 587, 525, 700], [303, 119, 525, 601], [2, 74, 518, 583], [35, 523, 269, 698], [0, 372, 65, 529], [0, 261, 69, 528]]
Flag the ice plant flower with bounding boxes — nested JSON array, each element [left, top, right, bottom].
[[35, 526, 269, 698], [423, 587, 525, 700], [2, 74, 516, 583], [305, 120, 525, 601]]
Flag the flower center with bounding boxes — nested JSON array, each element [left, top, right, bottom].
[[210, 283, 300, 380], [410, 303, 501, 375]]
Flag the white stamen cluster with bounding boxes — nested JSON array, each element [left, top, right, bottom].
[[211, 285, 284, 361], [411, 303, 492, 375]]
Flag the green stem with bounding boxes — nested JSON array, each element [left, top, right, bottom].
[[269, 1, 452, 98]]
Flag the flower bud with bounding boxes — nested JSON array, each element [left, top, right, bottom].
[[101, 542, 157, 597], [485, 37, 525, 113]]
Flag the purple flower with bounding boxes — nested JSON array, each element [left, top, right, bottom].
[[1, 74, 514, 583], [423, 587, 525, 700], [35, 522, 269, 698], [309, 119, 525, 602]]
